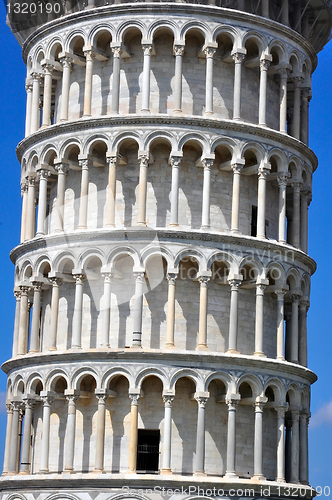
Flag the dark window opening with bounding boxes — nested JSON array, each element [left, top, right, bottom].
[[136, 429, 160, 473], [251, 205, 257, 237]]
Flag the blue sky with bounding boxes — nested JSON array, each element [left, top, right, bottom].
[[0, 2, 331, 487]]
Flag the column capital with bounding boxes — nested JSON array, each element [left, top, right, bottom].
[[228, 274, 243, 290], [256, 278, 269, 294], [25, 80, 33, 92], [226, 394, 241, 409], [30, 71, 43, 82], [37, 168, 51, 181], [260, 58, 271, 71], [48, 275, 63, 287], [83, 48, 94, 61], [107, 155, 117, 167], [198, 273, 211, 285], [22, 397, 35, 411], [231, 161, 245, 174], [65, 393, 79, 405], [204, 46, 217, 58], [21, 182, 28, 195], [255, 396, 268, 412], [292, 181, 302, 192], [258, 163, 271, 179], [162, 395, 174, 407], [142, 43, 153, 56], [274, 288, 288, 299], [102, 272, 113, 283], [166, 272, 178, 285], [6, 402, 13, 413], [11, 400, 23, 411], [72, 273, 85, 285], [111, 45, 122, 58], [274, 403, 288, 418], [54, 162, 69, 176], [41, 62, 55, 75], [278, 66, 291, 79], [129, 393, 140, 406], [133, 270, 145, 283], [293, 75, 304, 87], [300, 298, 310, 311], [290, 291, 302, 302], [31, 280, 43, 292], [232, 51, 246, 64], [19, 284, 31, 295], [173, 44, 185, 56], [60, 56, 73, 69], [194, 393, 209, 408], [138, 153, 149, 167], [40, 393, 54, 406], [291, 409, 300, 422], [201, 157, 214, 170], [170, 156, 182, 168], [277, 173, 289, 186], [26, 175, 36, 186], [78, 157, 93, 170]]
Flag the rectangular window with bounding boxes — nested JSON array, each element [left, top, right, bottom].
[[136, 429, 160, 473]]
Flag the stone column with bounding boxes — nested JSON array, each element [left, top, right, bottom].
[[275, 289, 286, 360], [78, 158, 92, 230], [257, 164, 270, 239], [194, 395, 208, 475], [259, 58, 271, 126], [111, 46, 122, 114], [83, 49, 94, 117], [301, 88, 311, 144], [277, 174, 288, 243], [106, 156, 117, 227], [285, 418, 292, 481], [169, 156, 181, 227], [48, 277, 62, 350], [290, 410, 300, 483], [94, 391, 108, 472], [41, 63, 54, 127], [300, 191, 310, 253], [204, 46, 216, 116], [137, 154, 149, 226], [54, 162, 69, 232], [231, 161, 245, 233], [166, 273, 177, 348], [292, 181, 301, 248], [197, 275, 211, 350], [227, 276, 242, 353], [12, 291, 21, 358], [253, 397, 267, 479], [201, 158, 214, 229], [232, 52, 246, 120], [132, 271, 145, 347], [290, 292, 300, 363], [3, 404, 13, 474], [292, 77, 303, 140], [101, 273, 113, 347], [64, 391, 79, 472], [30, 72, 42, 133], [60, 56, 72, 122], [141, 44, 153, 113], [20, 183, 28, 242], [225, 396, 240, 478], [299, 299, 309, 367], [8, 401, 22, 474], [17, 286, 30, 355], [281, 0, 289, 26], [26, 175, 36, 240], [299, 412, 309, 485], [72, 272, 86, 348], [262, 0, 269, 17], [275, 405, 287, 483], [20, 398, 35, 474], [36, 169, 50, 236], [39, 394, 53, 473], [161, 395, 174, 474], [173, 44, 185, 114], [279, 68, 289, 133], [128, 393, 140, 473], [25, 81, 33, 137], [254, 279, 268, 356], [29, 282, 42, 352]]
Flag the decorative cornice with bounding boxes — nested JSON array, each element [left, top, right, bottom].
[[15, 115, 318, 171]]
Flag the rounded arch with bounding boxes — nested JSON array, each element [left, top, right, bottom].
[[40, 145, 58, 167], [237, 374, 263, 398], [141, 245, 174, 272], [264, 378, 285, 403], [71, 367, 99, 391], [46, 38, 64, 60], [60, 138, 83, 159], [241, 141, 266, 164], [65, 30, 87, 53], [266, 261, 287, 286], [212, 25, 239, 45], [180, 21, 209, 42], [289, 51, 302, 74], [169, 369, 203, 392], [102, 367, 134, 389], [14, 378, 25, 398], [116, 20, 147, 43], [268, 40, 287, 65], [268, 148, 288, 172], [46, 494, 81, 500], [34, 256, 52, 277], [135, 367, 168, 391], [45, 369, 69, 392], [144, 131, 177, 152], [286, 268, 301, 291], [211, 136, 239, 159], [33, 46, 45, 69], [79, 248, 106, 269], [301, 273, 310, 297], [286, 383, 301, 406], [242, 30, 268, 55], [111, 132, 143, 154], [179, 133, 209, 156], [239, 255, 264, 280], [89, 24, 114, 47], [174, 248, 206, 271], [53, 251, 76, 273], [83, 134, 110, 157], [26, 373, 44, 395], [20, 260, 33, 281], [108, 246, 141, 268], [148, 20, 178, 40], [207, 250, 236, 274], [204, 371, 234, 394]]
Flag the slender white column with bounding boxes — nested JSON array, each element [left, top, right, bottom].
[[111, 46, 122, 114], [54, 163, 69, 232], [290, 410, 300, 483], [170, 156, 181, 227], [101, 273, 112, 346], [279, 68, 289, 133], [290, 292, 300, 363], [25, 81, 33, 137], [204, 46, 216, 116], [292, 182, 301, 248], [201, 158, 214, 229], [78, 158, 92, 230], [299, 299, 309, 367], [20, 399, 35, 474], [8, 401, 22, 474], [132, 271, 145, 347], [64, 392, 79, 472], [196, 275, 211, 350], [299, 412, 309, 485], [83, 49, 94, 117], [231, 161, 245, 233], [20, 183, 28, 242], [12, 291, 21, 358], [17, 286, 30, 355], [173, 44, 185, 114], [292, 77, 303, 140], [94, 392, 108, 472], [29, 282, 42, 352], [72, 272, 85, 348], [301, 88, 311, 145], [36, 169, 50, 236], [137, 154, 149, 226], [257, 164, 270, 239], [141, 44, 152, 113], [300, 191, 310, 253], [106, 156, 117, 227], [277, 174, 288, 243], [275, 405, 287, 483], [3, 404, 13, 474], [161, 395, 174, 474], [166, 273, 177, 348], [225, 396, 240, 478], [227, 276, 242, 353], [41, 64, 54, 127], [254, 280, 268, 356], [194, 395, 208, 475], [275, 289, 286, 360], [25, 175, 36, 240], [48, 277, 62, 350], [128, 393, 140, 473], [232, 52, 246, 120], [285, 418, 292, 481], [30, 73, 41, 133], [39, 394, 53, 473], [281, 0, 289, 26], [259, 58, 271, 126], [253, 398, 267, 479], [60, 56, 72, 122]]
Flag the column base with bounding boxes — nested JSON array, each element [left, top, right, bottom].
[[194, 471, 207, 476], [277, 477, 286, 483], [165, 343, 175, 349], [278, 239, 287, 244], [169, 223, 179, 228], [225, 472, 239, 478], [63, 468, 76, 474], [41, 124, 50, 129], [227, 349, 239, 354], [231, 228, 241, 234], [36, 232, 46, 237], [18, 471, 30, 475], [48, 347, 57, 351], [83, 114, 92, 118], [93, 469, 106, 474], [204, 111, 214, 117], [160, 468, 173, 475], [252, 474, 266, 481], [172, 110, 183, 116], [195, 344, 209, 351], [136, 222, 147, 227], [29, 349, 39, 354], [200, 225, 210, 231], [277, 356, 285, 361], [77, 225, 88, 230], [254, 351, 266, 357], [39, 469, 49, 474]]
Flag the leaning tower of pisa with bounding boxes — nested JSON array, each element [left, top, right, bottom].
[[1, 0, 331, 499]]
